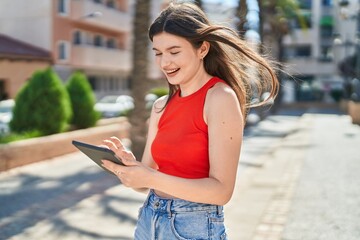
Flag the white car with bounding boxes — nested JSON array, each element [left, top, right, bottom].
[[0, 99, 15, 134], [95, 95, 134, 118]]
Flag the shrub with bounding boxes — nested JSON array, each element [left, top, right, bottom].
[[66, 71, 100, 128], [0, 130, 43, 144], [150, 87, 169, 97], [10, 68, 72, 135]]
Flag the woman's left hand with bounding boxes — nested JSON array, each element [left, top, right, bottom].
[[101, 136, 154, 189]]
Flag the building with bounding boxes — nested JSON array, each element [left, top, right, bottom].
[[0, 0, 164, 100], [0, 34, 52, 100], [282, 0, 359, 104]]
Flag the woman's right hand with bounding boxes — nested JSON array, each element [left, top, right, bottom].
[[101, 136, 155, 190]]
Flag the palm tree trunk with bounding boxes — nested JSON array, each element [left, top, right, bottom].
[[194, 0, 203, 9], [236, 0, 248, 38], [129, 0, 151, 160]]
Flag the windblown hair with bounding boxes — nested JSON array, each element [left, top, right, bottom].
[[149, 2, 279, 117]]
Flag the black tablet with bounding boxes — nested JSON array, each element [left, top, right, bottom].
[[72, 140, 124, 175]]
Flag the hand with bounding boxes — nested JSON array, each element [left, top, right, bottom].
[[101, 136, 154, 189]]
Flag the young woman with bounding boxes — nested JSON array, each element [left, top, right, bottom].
[[102, 2, 278, 239]]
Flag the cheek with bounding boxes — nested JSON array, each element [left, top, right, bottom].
[[155, 57, 161, 67]]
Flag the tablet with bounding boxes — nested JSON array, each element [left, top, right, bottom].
[[72, 140, 124, 175]]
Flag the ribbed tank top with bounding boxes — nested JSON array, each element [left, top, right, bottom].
[[151, 77, 225, 179]]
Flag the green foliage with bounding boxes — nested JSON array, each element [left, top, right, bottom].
[[66, 72, 100, 129], [0, 130, 43, 144], [150, 87, 169, 97], [10, 68, 72, 135]]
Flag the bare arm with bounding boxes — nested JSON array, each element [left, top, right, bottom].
[[148, 84, 243, 205], [102, 85, 243, 205]]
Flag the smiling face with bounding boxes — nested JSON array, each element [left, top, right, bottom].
[[152, 32, 208, 88]]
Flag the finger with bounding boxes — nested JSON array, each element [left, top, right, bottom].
[[109, 136, 126, 150], [102, 139, 118, 152], [102, 160, 126, 173], [120, 150, 137, 166]]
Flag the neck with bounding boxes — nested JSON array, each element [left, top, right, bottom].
[[179, 72, 213, 97]]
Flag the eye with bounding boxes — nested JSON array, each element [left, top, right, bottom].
[[155, 52, 162, 56], [170, 52, 180, 55]]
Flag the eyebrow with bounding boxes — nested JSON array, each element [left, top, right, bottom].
[[152, 46, 181, 51]]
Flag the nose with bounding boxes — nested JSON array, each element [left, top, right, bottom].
[[160, 55, 171, 69]]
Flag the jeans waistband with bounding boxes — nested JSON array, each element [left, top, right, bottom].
[[144, 190, 223, 215]]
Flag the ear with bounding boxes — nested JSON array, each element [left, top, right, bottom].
[[198, 41, 210, 60]]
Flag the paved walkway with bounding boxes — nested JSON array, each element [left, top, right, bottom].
[[1, 110, 358, 240]]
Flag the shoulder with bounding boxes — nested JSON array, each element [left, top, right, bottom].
[[205, 81, 243, 123], [149, 95, 169, 120], [153, 95, 168, 111], [207, 82, 238, 105]]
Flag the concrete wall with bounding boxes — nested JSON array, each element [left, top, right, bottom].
[[0, 117, 130, 172]]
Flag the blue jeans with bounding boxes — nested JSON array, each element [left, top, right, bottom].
[[134, 190, 228, 240]]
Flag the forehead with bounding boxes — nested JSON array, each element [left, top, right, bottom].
[[152, 32, 192, 50]]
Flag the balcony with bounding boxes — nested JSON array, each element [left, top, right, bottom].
[[71, 45, 132, 71], [284, 58, 334, 75], [71, 0, 132, 32]]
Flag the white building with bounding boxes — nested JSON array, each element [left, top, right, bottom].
[[282, 0, 359, 103]]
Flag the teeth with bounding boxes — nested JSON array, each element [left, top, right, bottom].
[[166, 69, 178, 74]]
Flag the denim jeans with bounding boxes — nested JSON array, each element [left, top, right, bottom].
[[134, 190, 228, 240]]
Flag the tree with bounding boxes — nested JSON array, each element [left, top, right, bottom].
[[10, 68, 72, 135], [66, 71, 100, 129], [129, 0, 151, 160], [235, 0, 248, 38], [194, 0, 203, 9], [256, 0, 304, 111]]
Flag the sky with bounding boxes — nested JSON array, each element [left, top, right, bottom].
[[204, 0, 238, 7]]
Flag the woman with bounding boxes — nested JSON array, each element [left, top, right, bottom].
[[102, 2, 278, 239]]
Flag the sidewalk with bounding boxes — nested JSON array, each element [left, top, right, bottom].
[[1, 110, 358, 240], [230, 112, 360, 240]]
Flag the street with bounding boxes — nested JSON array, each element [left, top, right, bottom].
[[1, 108, 359, 240]]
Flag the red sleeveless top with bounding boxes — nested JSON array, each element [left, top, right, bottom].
[[151, 77, 225, 179]]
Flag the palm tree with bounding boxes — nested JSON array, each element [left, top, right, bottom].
[[256, 0, 304, 111], [235, 0, 248, 38], [194, 0, 203, 9], [129, 0, 151, 160]]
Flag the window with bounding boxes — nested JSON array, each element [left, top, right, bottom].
[[290, 10, 312, 29], [0, 80, 8, 100], [106, 0, 116, 8], [94, 35, 103, 47], [58, 41, 69, 61], [73, 31, 81, 45], [284, 45, 312, 59], [322, 0, 333, 6], [296, 45, 311, 57], [320, 26, 333, 38], [298, 0, 312, 9], [106, 38, 116, 48], [88, 76, 97, 90], [319, 46, 333, 62], [58, 0, 68, 15]]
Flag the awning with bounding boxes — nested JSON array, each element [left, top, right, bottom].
[[320, 16, 334, 27]]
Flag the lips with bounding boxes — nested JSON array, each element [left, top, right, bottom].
[[165, 68, 180, 76]]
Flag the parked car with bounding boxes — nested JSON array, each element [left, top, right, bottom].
[[0, 99, 15, 135], [94, 95, 134, 118]]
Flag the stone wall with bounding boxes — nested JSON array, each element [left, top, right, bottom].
[[0, 117, 130, 172]]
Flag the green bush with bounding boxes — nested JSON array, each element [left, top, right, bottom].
[[0, 130, 43, 144], [150, 87, 169, 97], [66, 71, 100, 129], [10, 68, 72, 135]]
